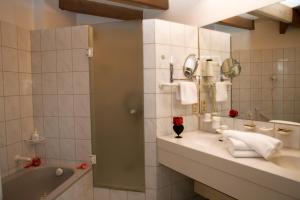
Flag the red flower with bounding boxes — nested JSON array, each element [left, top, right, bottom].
[[173, 117, 183, 126], [229, 109, 238, 118]]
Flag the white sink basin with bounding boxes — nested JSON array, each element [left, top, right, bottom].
[[271, 155, 300, 171]]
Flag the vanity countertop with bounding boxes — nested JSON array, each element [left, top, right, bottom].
[[157, 131, 300, 200]]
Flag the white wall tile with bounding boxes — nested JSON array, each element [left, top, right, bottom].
[[20, 95, 33, 117], [145, 142, 157, 166], [110, 189, 127, 200], [31, 30, 41, 51], [2, 47, 18, 72], [74, 95, 90, 117], [44, 117, 59, 138], [73, 72, 90, 94], [60, 139, 75, 160], [75, 139, 91, 161], [144, 44, 156, 68], [128, 191, 145, 200], [18, 50, 31, 73], [56, 27, 72, 50], [57, 50, 72, 72], [72, 49, 89, 71], [144, 69, 156, 94], [6, 119, 21, 145], [1, 21, 17, 48], [41, 29, 56, 51], [155, 20, 170, 45], [17, 27, 30, 51], [42, 73, 57, 94], [59, 117, 75, 139], [31, 52, 42, 73], [144, 119, 156, 143], [75, 117, 91, 140], [143, 20, 155, 44], [71, 26, 89, 49], [94, 187, 110, 200], [5, 96, 20, 120], [19, 73, 32, 95], [42, 51, 57, 72], [58, 95, 74, 116], [184, 26, 197, 48], [57, 72, 73, 94], [45, 138, 60, 159], [156, 94, 171, 118], [43, 95, 58, 116], [3, 72, 19, 96], [144, 94, 156, 118], [170, 22, 185, 46]]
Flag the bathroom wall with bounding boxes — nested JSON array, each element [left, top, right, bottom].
[[143, 19, 198, 200], [144, 0, 281, 27], [198, 28, 231, 115], [229, 19, 300, 122], [0, 21, 35, 177], [0, 0, 34, 30], [31, 25, 92, 165]]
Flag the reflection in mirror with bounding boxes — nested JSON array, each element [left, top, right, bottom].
[[200, 3, 300, 123], [221, 58, 241, 79], [183, 54, 199, 78]]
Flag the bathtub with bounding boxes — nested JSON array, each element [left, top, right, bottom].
[[2, 165, 91, 200]]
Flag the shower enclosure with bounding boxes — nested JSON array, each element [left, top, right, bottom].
[[90, 21, 145, 191]]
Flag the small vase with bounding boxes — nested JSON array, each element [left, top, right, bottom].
[[173, 125, 184, 138]]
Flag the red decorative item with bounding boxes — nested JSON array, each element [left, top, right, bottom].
[[173, 117, 184, 138], [77, 163, 88, 170], [24, 157, 41, 168], [229, 109, 239, 118], [173, 117, 183, 126]]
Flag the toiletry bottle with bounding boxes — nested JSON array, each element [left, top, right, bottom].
[[31, 128, 40, 141]]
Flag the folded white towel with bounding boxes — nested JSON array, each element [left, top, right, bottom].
[[176, 82, 198, 105], [215, 82, 228, 102], [227, 147, 261, 158], [223, 130, 283, 159], [226, 138, 251, 151]]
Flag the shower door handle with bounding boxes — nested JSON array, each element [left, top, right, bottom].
[[129, 109, 137, 115]]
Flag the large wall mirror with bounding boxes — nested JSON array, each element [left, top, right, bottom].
[[199, 2, 300, 123]]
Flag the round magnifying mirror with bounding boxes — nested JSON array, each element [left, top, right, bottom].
[[183, 54, 199, 79], [221, 58, 241, 79]]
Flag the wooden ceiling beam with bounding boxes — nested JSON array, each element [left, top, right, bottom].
[[279, 21, 289, 34], [218, 16, 255, 30], [107, 0, 169, 10], [292, 9, 300, 27], [251, 3, 293, 23], [59, 0, 143, 20]]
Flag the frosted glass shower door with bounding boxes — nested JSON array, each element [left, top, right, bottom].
[[90, 21, 144, 191]]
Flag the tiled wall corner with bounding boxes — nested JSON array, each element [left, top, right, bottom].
[[143, 19, 198, 200], [31, 25, 91, 165], [0, 21, 34, 177]]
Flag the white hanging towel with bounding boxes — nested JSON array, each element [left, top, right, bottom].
[[215, 81, 228, 102], [176, 82, 198, 105]]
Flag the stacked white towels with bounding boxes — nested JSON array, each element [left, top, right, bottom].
[[223, 130, 283, 159], [176, 82, 198, 105], [227, 138, 261, 158]]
